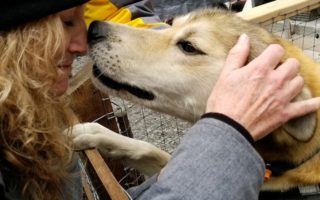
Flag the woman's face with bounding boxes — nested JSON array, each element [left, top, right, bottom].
[[53, 6, 88, 96]]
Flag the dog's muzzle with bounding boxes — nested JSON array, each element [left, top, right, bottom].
[[92, 65, 155, 101], [88, 21, 110, 45]]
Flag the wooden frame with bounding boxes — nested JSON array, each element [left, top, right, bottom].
[[238, 0, 320, 24], [69, 0, 320, 199], [83, 150, 128, 200]]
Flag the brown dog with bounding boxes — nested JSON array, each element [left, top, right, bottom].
[[85, 9, 320, 191]]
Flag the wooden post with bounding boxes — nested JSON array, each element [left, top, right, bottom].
[[238, 0, 320, 24], [85, 149, 128, 200]]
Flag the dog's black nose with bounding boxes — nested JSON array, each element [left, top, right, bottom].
[[87, 21, 109, 44]]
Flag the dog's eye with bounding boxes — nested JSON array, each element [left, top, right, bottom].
[[177, 40, 205, 55]]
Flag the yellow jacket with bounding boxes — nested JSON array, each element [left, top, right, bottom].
[[85, 0, 166, 28]]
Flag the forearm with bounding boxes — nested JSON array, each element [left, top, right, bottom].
[[128, 116, 265, 200]]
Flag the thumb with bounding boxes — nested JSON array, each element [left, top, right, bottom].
[[223, 34, 250, 73]]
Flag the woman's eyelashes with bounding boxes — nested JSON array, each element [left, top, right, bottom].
[[63, 20, 75, 27]]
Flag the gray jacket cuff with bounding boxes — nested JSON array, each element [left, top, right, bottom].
[[201, 112, 255, 145]]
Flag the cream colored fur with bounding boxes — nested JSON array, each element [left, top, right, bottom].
[[71, 122, 170, 177], [76, 8, 320, 191]]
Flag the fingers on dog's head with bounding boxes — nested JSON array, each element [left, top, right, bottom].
[[249, 44, 285, 73]]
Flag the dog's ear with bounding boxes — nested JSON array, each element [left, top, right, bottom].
[[283, 87, 317, 142]]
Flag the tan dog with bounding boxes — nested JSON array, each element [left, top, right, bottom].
[[75, 9, 320, 191]]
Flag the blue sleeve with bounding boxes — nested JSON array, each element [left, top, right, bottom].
[[128, 116, 265, 200]]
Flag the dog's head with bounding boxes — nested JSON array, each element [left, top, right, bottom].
[[88, 9, 316, 143], [88, 9, 271, 121]]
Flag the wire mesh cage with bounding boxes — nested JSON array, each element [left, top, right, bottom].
[[241, 1, 320, 68], [70, 0, 320, 199], [264, 9, 320, 62], [110, 97, 191, 154]]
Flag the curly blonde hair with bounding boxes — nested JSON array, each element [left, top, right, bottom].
[[0, 14, 75, 199]]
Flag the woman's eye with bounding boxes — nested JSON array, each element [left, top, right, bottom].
[[63, 20, 74, 27], [177, 40, 205, 55]]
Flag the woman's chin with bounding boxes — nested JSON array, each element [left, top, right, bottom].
[[53, 79, 69, 96]]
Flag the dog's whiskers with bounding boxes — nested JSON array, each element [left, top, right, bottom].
[[93, 64, 110, 79]]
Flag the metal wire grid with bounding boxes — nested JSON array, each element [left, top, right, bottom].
[[263, 7, 320, 62], [110, 97, 191, 154]]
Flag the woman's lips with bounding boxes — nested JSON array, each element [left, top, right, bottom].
[[58, 64, 72, 77], [54, 64, 72, 95]]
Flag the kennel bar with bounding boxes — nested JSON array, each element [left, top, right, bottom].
[[238, 0, 320, 24], [69, 0, 320, 199]]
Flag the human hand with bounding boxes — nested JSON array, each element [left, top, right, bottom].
[[206, 34, 320, 141]]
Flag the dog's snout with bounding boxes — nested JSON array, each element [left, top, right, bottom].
[[88, 21, 109, 44]]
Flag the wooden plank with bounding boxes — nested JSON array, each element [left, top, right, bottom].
[[237, 0, 320, 23], [260, 4, 320, 27], [85, 149, 128, 200], [82, 171, 96, 200]]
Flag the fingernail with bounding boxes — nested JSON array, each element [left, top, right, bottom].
[[237, 33, 249, 45]]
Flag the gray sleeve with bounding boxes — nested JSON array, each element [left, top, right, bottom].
[[128, 117, 265, 200]]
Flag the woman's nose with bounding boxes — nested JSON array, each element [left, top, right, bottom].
[[69, 31, 88, 55]]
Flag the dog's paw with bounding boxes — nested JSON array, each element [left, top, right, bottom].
[[73, 134, 99, 150], [123, 142, 171, 177], [70, 122, 105, 138]]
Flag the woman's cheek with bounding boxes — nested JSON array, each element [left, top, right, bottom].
[[53, 67, 71, 96]]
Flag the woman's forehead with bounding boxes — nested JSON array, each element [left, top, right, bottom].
[[59, 5, 84, 19]]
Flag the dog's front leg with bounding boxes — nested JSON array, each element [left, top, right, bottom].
[[70, 122, 171, 177]]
